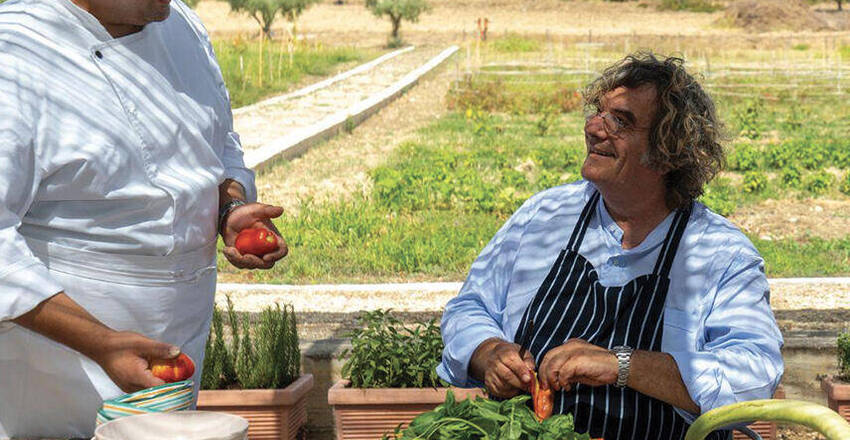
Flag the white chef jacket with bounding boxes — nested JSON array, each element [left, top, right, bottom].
[[0, 0, 255, 437]]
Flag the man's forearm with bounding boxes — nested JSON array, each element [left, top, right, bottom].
[[219, 178, 246, 208], [11, 292, 113, 363], [629, 350, 700, 414]]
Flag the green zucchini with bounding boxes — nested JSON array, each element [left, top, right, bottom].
[[685, 399, 850, 440]]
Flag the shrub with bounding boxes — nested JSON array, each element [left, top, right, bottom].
[[733, 99, 764, 140], [700, 178, 738, 216], [838, 332, 850, 381], [841, 172, 850, 196], [341, 309, 443, 388], [201, 296, 300, 390], [804, 171, 834, 194], [800, 142, 828, 170], [742, 171, 768, 193], [765, 143, 795, 169], [729, 144, 760, 171], [657, 0, 721, 12], [780, 164, 803, 188]]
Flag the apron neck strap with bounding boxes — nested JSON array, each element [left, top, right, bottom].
[[652, 202, 693, 279], [567, 191, 601, 252]]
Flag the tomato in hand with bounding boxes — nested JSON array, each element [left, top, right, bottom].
[[149, 353, 195, 383], [234, 228, 278, 257], [530, 371, 553, 421]]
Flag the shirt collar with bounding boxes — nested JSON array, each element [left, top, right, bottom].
[[55, 0, 132, 42], [596, 195, 677, 254]]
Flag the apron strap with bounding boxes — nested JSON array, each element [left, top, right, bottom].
[[652, 202, 693, 279], [567, 191, 600, 252]]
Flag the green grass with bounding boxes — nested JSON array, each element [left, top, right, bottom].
[[489, 33, 541, 53], [213, 38, 370, 108], [756, 237, 850, 278], [217, 200, 501, 283]]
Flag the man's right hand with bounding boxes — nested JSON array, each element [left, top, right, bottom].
[[91, 331, 181, 393], [468, 337, 536, 398], [13, 292, 181, 393]]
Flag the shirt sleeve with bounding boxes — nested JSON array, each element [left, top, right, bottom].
[[0, 52, 65, 324], [176, 1, 257, 202], [668, 251, 784, 423], [437, 195, 540, 387]]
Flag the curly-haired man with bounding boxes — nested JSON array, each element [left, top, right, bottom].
[[438, 52, 783, 439]]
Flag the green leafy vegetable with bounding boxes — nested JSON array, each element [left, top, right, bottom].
[[383, 391, 591, 440]]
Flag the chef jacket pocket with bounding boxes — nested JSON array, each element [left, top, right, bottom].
[[662, 307, 698, 352]]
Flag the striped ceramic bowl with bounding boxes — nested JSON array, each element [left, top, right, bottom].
[[96, 380, 194, 425]]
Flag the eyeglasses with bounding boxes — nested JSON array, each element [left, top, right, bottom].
[[584, 110, 628, 138]]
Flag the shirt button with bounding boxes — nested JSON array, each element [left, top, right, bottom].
[[95, 50, 103, 59]]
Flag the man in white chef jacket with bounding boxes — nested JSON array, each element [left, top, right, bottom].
[[0, 0, 289, 437]]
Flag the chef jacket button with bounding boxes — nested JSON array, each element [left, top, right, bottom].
[[95, 50, 103, 59]]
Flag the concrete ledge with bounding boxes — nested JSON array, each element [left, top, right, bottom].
[[245, 45, 460, 170]]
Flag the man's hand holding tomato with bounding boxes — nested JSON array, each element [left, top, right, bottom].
[[220, 202, 288, 270], [537, 338, 619, 393]]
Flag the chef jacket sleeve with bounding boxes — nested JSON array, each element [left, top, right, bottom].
[[437, 194, 542, 387], [177, 1, 257, 202], [668, 250, 784, 423], [0, 52, 65, 323]]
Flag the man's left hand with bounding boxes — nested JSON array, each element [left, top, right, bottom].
[[221, 203, 288, 269], [538, 338, 619, 392]]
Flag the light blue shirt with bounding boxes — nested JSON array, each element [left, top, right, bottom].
[[438, 180, 784, 423]]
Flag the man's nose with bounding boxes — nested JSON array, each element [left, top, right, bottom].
[[584, 116, 608, 142]]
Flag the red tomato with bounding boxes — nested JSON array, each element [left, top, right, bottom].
[[150, 353, 195, 383], [234, 228, 278, 257], [530, 371, 553, 421]]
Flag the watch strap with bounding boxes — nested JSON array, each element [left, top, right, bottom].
[[612, 346, 633, 388], [218, 199, 247, 233]]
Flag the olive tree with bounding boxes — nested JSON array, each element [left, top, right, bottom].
[[365, 0, 431, 46], [227, 0, 319, 39]]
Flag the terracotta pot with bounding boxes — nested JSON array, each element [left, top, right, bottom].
[[822, 376, 850, 422], [731, 384, 785, 440], [327, 379, 485, 440], [197, 374, 313, 440]]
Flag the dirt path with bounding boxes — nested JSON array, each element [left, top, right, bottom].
[[234, 46, 447, 152], [253, 46, 457, 213]]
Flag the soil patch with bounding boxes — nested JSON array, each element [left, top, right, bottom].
[[722, 0, 831, 32], [728, 198, 850, 241], [195, 0, 725, 41]]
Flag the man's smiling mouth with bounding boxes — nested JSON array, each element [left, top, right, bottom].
[[589, 147, 616, 158]]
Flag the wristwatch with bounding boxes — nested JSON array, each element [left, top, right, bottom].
[[218, 199, 247, 233], [611, 345, 633, 388]]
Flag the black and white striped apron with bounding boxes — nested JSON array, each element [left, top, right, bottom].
[[513, 191, 728, 440]]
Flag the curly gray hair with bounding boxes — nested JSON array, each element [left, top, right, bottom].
[[583, 52, 727, 209]]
